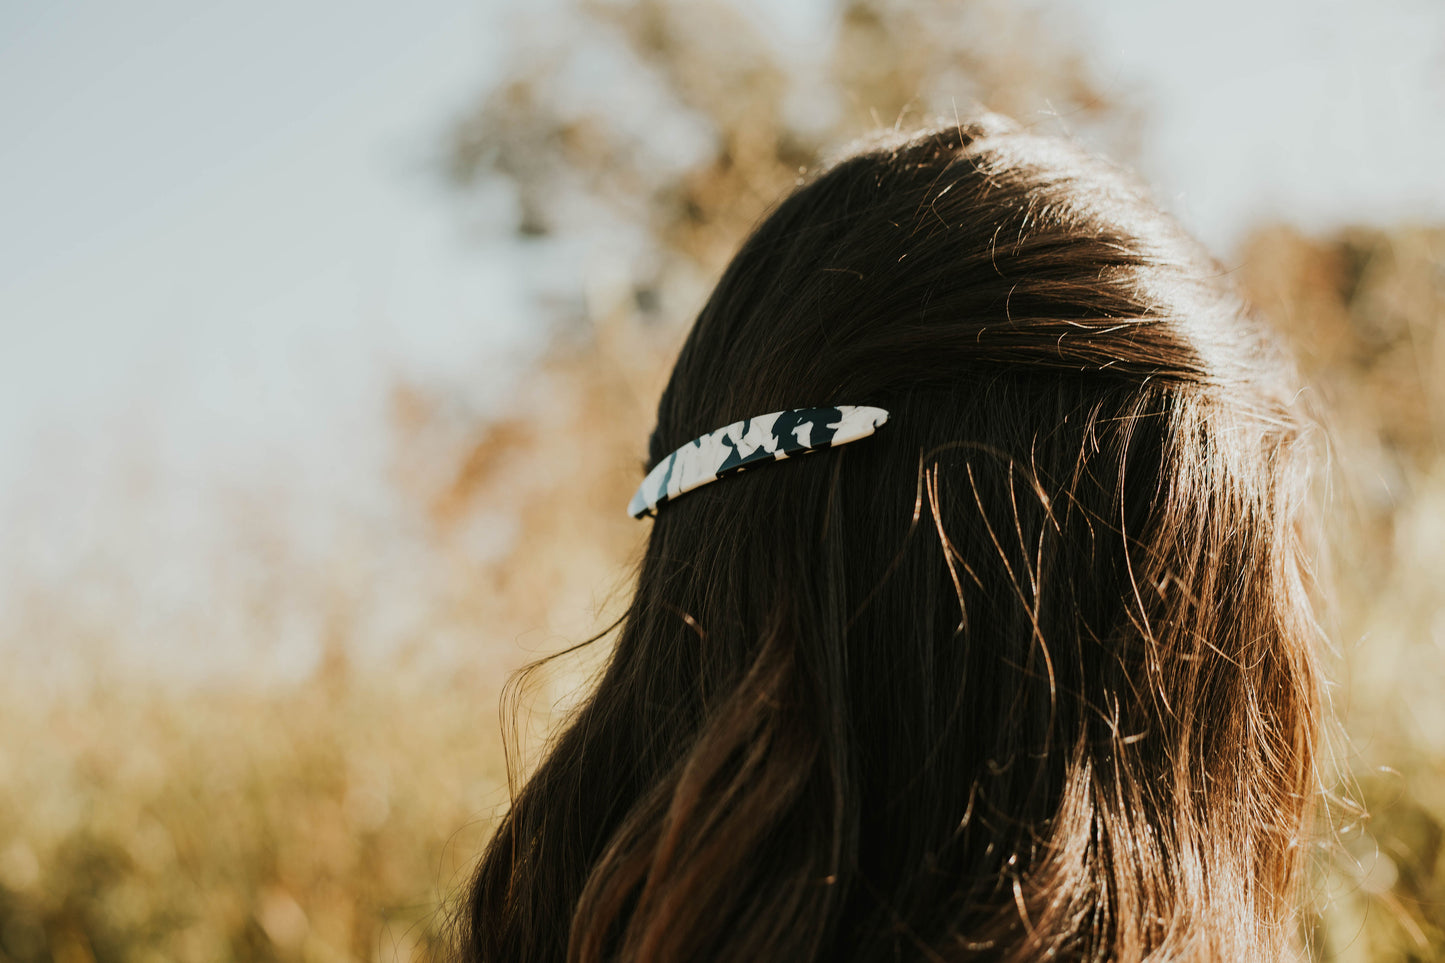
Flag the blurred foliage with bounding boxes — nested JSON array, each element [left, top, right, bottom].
[[3, 0, 1442, 960], [1240, 225, 1445, 959], [0, 675, 505, 963], [449, 0, 1133, 295]]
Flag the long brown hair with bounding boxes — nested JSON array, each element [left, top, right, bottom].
[[461, 115, 1322, 962]]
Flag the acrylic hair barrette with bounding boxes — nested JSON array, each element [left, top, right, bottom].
[[627, 405, 890, 519]]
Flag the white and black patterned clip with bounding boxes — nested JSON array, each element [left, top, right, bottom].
[[627, 405, 890, 519]]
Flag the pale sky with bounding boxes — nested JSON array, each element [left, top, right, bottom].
[[1, 0, 1442, 679]]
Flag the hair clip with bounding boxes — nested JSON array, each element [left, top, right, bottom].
[[628, 406, 890, 518]]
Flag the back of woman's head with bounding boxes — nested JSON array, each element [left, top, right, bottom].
[[463, 115, 1321, 963]]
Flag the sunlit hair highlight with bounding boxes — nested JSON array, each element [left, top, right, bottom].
[[461, 115, 1322, 963]]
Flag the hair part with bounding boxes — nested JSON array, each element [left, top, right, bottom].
[[461, 115, 1322, 963]]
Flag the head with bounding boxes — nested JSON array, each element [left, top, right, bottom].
[[464, 115, 1322, 962]]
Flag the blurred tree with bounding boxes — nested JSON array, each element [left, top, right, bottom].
[[450, 0, 1130, 290]]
